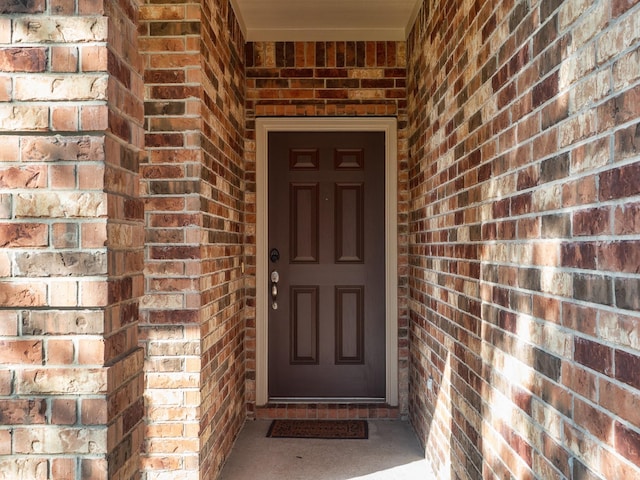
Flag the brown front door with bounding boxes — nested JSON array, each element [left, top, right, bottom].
[[268, 131, 386, 399]]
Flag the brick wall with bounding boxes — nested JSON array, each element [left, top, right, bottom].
[[103, 0, 146, 478], [139, 0, 246, 478], [198, 0, 246, 477], [407, 0, 640, 478], [0, 0, 145, 479], [5, 1, 638, 479], [244, 41, 410, 417]]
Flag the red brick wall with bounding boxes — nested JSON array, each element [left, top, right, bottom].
[[139, 0, 246, 478], [4, 1, 638, 479], [103, 0, 146, 478], [407, 0, 640, 478], [0, 0, 145, 479], [244, 41, 410, 417], [138, 0, 206, 474], [198, 0, 246, 477]]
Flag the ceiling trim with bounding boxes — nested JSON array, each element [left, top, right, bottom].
[[244, 28, 408, 42], [229, 0, 423, 42]]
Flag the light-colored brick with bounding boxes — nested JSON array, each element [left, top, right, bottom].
[[14, 75, 108, 101], [597, 12, 640, 64], [568, 66, 609, 111], [0, 310, 17, 335], [348, 68, 385, 79], [13, 17, 108, 44], [0, 105, 48, 131], [613, 46, 640, 90], [15, 368, 107, 395], [540, 268, 573, 297], [13, 426, 107, 454], [14, 192, 107, 218], [570, 0, 609, 52], [22, 310, 104, 335], [0, 77, 12, 101], [0, 136, 19, 162], [139, 5, 186, 21], [0, 459, 48, 480], [598, 311, 640, 350], [0, 430, 10, 455], [532, 183, 563, 212], [0, 19, 10, 44], [140, 293, 184, 309]]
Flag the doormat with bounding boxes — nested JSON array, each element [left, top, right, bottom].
[[266, 419, 368, 439]]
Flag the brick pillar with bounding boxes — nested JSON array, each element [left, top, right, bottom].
[[0, 1, 145, 479], [138, 0, 204, 476], [139, 0, 247, 478]]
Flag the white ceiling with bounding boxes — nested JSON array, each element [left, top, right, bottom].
[[230, 0, 424, 41]]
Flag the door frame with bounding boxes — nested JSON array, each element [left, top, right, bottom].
[[255, 117, 398, 406]]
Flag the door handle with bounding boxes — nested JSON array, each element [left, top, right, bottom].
[[270, 270, 279, 310]]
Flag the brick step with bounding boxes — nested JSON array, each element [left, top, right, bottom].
[[255, 403, 400, 420]]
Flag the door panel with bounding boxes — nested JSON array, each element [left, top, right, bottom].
[[289, 183, 319, 263], [335, 183, 364, 263], [335, 286, 364, 364], [268, 131, 385, 399], [290, 286, 319, 364]]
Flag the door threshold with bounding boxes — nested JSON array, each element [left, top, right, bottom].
[[256, 401, 400, 420], [268, 397, 386, 404]]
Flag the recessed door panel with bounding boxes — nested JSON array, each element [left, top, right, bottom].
[[335, 149, 364, 170], [290, 286, 319, 364], [335, 183, 364, 263], [290, 183, 319, 263], [335, 286, 364, 364], [290, 149, 319, 170]]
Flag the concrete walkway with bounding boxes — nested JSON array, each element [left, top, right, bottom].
[[219, 419, 435, 480]]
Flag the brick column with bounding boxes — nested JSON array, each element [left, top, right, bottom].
[[139, 0, 247, 478], [138, 0, 204, 476], [0, 1, 144, 479]]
